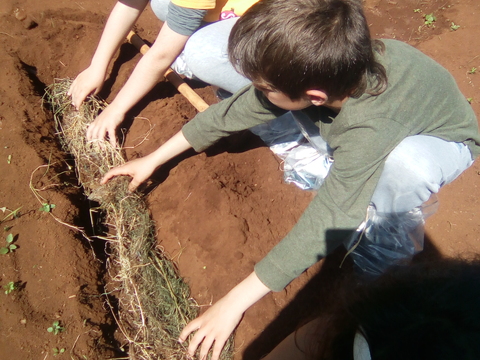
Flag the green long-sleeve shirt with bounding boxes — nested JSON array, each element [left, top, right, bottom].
[[182, 39, 480, 291]]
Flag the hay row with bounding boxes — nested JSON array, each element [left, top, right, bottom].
[[45, 79, 233, 360]]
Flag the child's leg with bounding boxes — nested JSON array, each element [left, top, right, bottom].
[[149, 1, 250, 93], [182, 18, 251, 93], [371, 135, 473, 214], [150, 0, 169, 21], [350, 135, 474, 276]]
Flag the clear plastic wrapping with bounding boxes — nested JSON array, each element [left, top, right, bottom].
[[345, 196, 439, 277], [252, 112, 439, 277], [250, 111, 333, 190]]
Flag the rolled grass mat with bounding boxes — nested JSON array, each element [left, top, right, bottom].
[[45, 78, 234, 360]]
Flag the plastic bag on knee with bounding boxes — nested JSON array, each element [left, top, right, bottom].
[[250, 111, 333, 190], [345, 196, 439, 278], [272, 142, 333, 190], [171, 52, 194, 79]]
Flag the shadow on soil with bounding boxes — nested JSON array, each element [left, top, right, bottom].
[[243, 234, 444, 359]]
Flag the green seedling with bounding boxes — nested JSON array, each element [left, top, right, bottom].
[[468, 67, 477, 74], [467, 97, 473, 104], [4, 281, 17, 294], [7, 155, 11, 164], [450, 22, 460, 31], [0, 233, 17, 254], [4, 225, 13, 231], [413, 9, 421, 13], [424, 13, 436, 26], [39, 203, 56, 212], [53, 347, 65, 356], [47, 321, 65, 335], [0, 206, 22, 224]]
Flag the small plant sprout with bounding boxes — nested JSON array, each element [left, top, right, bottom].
[[413, 9, 421, 13], [0, 206, 22, 224], [4, 281, 17, 294], [468, 67, 477, 74], [467, 97, 473, 104], [53, 347, 66, 356], [450, 22, 460, 31], [39, 203, 56, 212], [424, 13, 436, 26], [47, 320, 65, 335], [0, 233, 17, 254], [7, 155, 12, 164]]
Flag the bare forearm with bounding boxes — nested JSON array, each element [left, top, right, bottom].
[[179, 271, 271, 360], [91, 0, 149, 70], [108, 50, 173, 113], [223, 271, 271, 312], [108, 23, 189, 114], [147, 130, 193, 168]]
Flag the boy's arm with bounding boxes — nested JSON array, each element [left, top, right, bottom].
[[179, 272, 271, 360], [177, 116, 410, 360], [254, 115, 413, 291], [68, 0, 149, 108], [182, 85, 288, 151], [102, 86, 284, 190], [101, 130, 191, 191]]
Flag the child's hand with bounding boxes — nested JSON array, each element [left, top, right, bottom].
[[101, 130, 193, 190], [179, 294, 244, 360], [68, 66, 106, 109], [86, 105, 125, 147], [179, 272, 271, 360], [101, 156, 156, 191]]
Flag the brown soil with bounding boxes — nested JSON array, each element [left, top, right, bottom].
[[0, 0, 479, 359]]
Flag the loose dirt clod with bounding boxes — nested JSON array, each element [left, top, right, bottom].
[[44, 79, 233, 360]]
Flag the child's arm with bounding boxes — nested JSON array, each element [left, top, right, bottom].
[[68, 0, 149, 108], [179, 272, 271, 360], [101, 86, 281, 190], [101, 130, 191, 191], [86, 22, 190, 146]]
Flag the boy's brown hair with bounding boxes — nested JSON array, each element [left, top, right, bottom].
[[228, 0, 387, 100]]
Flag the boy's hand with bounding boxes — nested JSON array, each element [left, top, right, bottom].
[[86, 105, 125, 147], [68, 66, 106, 109], [101, 130, 193, 190], [179, 294, 244, 360], [101, 156, 156, 191], [179, 272, 271, 360]]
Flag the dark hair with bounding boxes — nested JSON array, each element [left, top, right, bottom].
[[307, 258, 480, 360], [228, 0, 387, 100]]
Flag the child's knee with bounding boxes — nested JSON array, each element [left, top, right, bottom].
[[372, 142, 442, 213], [150, 0, 169, 21]]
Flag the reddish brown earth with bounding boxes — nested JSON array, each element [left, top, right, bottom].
[[0, 0, 479, 359]]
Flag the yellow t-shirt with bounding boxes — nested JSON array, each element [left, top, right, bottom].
[[172, 0, 258, 22]]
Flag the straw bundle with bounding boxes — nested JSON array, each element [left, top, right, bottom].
[[45, 79, 233, 360]]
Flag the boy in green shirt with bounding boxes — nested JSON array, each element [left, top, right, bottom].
[[100, 0, 479, 358]]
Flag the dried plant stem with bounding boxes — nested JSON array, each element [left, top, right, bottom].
[[44, 79, 234, 360]]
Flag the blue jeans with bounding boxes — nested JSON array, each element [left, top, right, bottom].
[[372, 135, 473, 214], [150, 0, 251, 93], [350, 135, 472, 276]]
